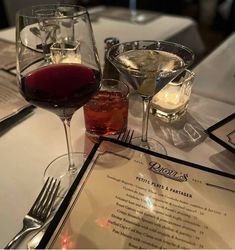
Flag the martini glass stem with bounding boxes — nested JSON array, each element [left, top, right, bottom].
[[141, 97, 151, 144], [62, 119, 76, 173]]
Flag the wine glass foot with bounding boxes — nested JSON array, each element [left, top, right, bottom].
[[131, 137, 167, 155], [44, 152, 86, 195]]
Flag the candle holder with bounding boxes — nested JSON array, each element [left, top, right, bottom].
[[151, 69, 195, 122], [50, 41, 81, 64]]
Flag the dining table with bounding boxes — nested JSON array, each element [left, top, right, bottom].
[[0, 7, 234, 249]]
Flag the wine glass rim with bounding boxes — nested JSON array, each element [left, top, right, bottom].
[[16, 4, 88, 19], [107, 40, 195, 74]]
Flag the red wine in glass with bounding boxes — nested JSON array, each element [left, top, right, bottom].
[[21, 64, 100, 119]]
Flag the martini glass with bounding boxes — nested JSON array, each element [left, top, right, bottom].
[[16, 4, 101, 188], [107, 40, 194, 152]]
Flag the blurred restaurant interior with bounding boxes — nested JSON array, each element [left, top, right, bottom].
[[0, 0, 235, 64]]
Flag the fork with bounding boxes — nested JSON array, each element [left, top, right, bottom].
[[117, 129, 134, 143], [5, 177, 60, 249]]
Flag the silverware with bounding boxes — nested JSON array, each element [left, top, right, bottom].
[[27, 130, 135, 249], [27, 212, 54, 250], [5, 177, 60, 249], [117, 129, 134, 143], [27, 189, 65, 250]]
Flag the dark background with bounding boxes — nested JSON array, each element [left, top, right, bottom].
[[1, 0, 234, 58]]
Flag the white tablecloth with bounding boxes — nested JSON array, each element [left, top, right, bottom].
[[0, 11, 234, 249], [90, 8, 205, 65], [193, 32, 235, 105]]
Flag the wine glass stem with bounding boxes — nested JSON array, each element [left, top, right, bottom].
[[62, 119, 76, 173], [129, 0, 137, 17], [141, 96, 150, 143]]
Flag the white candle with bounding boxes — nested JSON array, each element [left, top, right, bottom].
[[152, 82, 188, 113], [50, 41, 81, 64], [151, 69, 194, 121], [52, 53, 81, 64]]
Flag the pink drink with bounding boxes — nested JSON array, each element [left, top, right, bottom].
[[84, 90, 128, 136]]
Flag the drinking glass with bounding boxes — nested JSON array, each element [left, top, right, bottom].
[[16, 4, 101, 187], [107, 40, 194, 152], [129, 0, 137, 21], [84, 79, 129, 137]]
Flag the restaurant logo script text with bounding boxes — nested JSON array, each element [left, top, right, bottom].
[[148, 161, 188, 182]]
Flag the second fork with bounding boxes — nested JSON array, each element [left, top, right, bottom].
[[5, 177, 60, 249]]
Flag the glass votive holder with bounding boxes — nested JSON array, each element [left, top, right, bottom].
[[151, 69, 195, 122], [50, 41, 81, 63], [83, 79, 129, 137]]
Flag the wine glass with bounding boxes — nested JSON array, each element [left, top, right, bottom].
[[129, 0, 137, 21], [107, 40, 194, 153], [16, 4, 101, 188]]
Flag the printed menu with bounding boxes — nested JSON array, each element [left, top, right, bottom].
[[0, 70, 34, 133], [0, 39, 16, 70], [207, 113, 235, 154], [40, 139, 235, 249]]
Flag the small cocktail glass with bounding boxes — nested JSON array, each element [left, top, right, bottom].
[[84, 79, 129, 138]]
